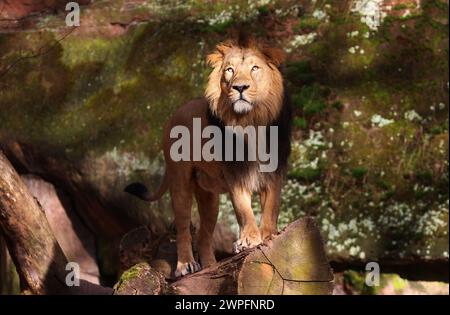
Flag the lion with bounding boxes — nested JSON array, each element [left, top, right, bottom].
[[125, 37, 292, 277]]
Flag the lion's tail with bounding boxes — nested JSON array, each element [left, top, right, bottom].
[[124, 173, 168, 202]]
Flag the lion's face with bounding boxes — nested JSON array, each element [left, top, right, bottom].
[[221, 49, 276, 114], [205, 40, 285, 126]]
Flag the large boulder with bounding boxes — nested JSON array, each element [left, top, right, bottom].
[[22, 175, 100, 284]]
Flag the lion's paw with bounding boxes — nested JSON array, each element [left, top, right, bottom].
[[232, 234, 262, 254], [174, 261, 201, 278]]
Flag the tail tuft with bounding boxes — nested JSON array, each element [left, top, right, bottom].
[[124, 182, 150, 201]]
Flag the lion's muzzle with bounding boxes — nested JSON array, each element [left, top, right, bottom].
[[233, 99, 253, 114]]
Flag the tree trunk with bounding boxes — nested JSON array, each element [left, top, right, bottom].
[[0, 150, 70, 294], [114, 218, 334, 295], [0, 235, 20, 294], [0, 150, 112, 294]]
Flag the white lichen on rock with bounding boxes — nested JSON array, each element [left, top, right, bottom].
[[351, 0, 387, 31], [371, 114, 394, 127], [286, 33, 318, 53], [404, 110, 423, 122]]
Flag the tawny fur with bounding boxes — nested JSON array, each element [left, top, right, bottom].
[[127, 38, 292, 278]]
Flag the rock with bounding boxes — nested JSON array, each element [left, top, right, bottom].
[[332, 271, 449, 295], [0, 0, 92, 32], [22, 175, 100, 284]]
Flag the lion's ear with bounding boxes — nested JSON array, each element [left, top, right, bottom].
[[206, 51, 223, 67], [262, 47, 286, 67], [206, 42, 233, 67]]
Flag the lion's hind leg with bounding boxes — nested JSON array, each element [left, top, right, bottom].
[[194, 185, 219, 268], [171, 176, 201, 277]]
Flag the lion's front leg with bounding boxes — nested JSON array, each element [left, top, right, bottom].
[[259, 177, 282, 240], [230, 187, 262, 254]]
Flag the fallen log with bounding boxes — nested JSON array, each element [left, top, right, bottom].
[[114, 218, 334, 295]]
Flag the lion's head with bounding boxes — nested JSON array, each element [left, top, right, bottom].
[[205, 38, 286, 126]]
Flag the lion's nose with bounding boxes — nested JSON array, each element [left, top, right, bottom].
[[232, 85, 249, 93]]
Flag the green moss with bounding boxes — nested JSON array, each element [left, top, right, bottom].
[[342, 272, 427, 295], [257, 5, 270, 16], [119, 263, 147, 282], [285, 60, 315, 86], [392, 4, 409, 11], [289, 167, 322, 181], [1, 21, 210, 160], [391, 274, 408, 292], [350, 167, 368, 180], [293, 117, 308, 129], [291, 84, 328, 115], [304, 99, 328, 115], [343, 270, 377, 295], [200, 18, 234, 33], [295, 17, 321, 32], [339, 120, 421, 183]]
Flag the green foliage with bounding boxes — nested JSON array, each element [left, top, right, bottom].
[[293, 117, 308, 129], [304, 99, 328, 115], [285, 60, 315, 85], [200, 18, 234, 33], [292, 84, 328, 115], [257, 5, 270, 16], [296, 17, 321, 32], [392, 4, 408, 11], [350, 167, 369, 180], [289, 167, 322, 181]]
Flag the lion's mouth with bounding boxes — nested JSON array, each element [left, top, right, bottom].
[[232, 99, 253, 114]]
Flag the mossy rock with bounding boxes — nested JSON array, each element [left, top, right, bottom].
[[113, 263, 167, 295]]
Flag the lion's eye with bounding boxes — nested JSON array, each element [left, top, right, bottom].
[[225, 67, 234, 74], [251, 65, 260, 72]]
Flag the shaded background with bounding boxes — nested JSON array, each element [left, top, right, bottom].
[[0, 0, 448, 294]]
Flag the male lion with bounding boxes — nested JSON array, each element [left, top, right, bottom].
[[125, 37, 292, 277]]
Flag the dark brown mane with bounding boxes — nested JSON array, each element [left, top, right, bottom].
[[207, 85, 292, 190]]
